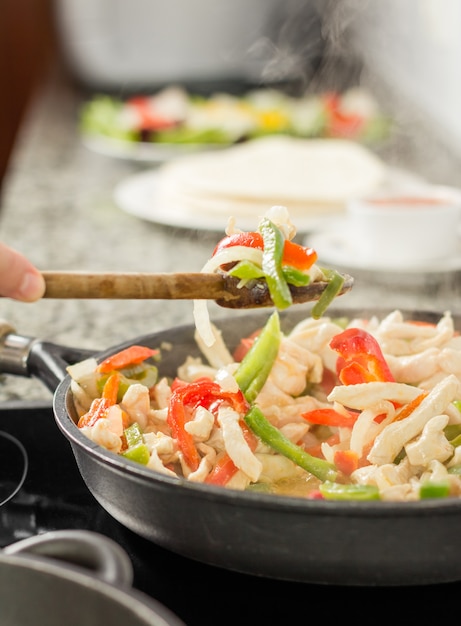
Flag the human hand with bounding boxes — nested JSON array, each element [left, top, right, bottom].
[[0, 242, 45, 302]]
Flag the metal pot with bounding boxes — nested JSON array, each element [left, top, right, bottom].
[[1, 307, 461, 587], [0, 530, 184, 626]]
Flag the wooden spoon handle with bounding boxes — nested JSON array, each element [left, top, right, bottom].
[[40, 270, 354, 309], [42, 271, 229, 300]]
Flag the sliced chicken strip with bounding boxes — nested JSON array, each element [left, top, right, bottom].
[[328, 381, 422, 409], [368, 374, 461, 465]]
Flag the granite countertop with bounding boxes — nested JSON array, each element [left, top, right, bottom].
[[1, 69, 461, 402]]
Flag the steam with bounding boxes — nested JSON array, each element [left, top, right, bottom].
[[248, 0, 372, 93]]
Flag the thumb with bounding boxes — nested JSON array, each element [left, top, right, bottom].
[[0, 242, 45, 302]]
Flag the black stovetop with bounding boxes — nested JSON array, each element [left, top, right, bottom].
[[0, 402, 458, 623]]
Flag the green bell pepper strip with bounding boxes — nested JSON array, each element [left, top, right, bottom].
[[154, 126, 231, 145], [81, 96, 137, 142], [234, 311, 281, 403], [229, 260, 311, 288], [449, 434, 461, 448], [122, 423, 150, 465], [282, 266, 311, 287], [122, 442, 150, 465], [259, 218, 292, 310], [228, 259, 266, 281], [124, 422, 143, 447], [97, 365, 158, 402], [445, 420, 461, 449], [419, 482, 451, 499], [311, 268, 345, 319], [319, 480, 380, 500], [244, 405, 338, 482], [445, 423, 461, 445]]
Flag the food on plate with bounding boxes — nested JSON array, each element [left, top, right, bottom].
[[69, 307, 461, 502], [193, 205, 346, 346], [152, 136, 387, 219], [80, 85, 391, 147]]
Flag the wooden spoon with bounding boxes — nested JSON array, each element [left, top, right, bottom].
[[41, 271, 354, 309]]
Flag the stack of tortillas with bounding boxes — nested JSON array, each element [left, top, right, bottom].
[[152, 136, 387, 222]]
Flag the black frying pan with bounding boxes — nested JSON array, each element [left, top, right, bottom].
[[1, 306, 461, 587]]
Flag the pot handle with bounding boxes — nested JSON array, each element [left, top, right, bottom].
[[0, 320, 97, 392], [3, 529, 134, 587]]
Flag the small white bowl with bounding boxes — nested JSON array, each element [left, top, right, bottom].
[[346, 185, 461, 268]]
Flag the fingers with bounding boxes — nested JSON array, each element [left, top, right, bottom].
[[0, 242, 46, 302]]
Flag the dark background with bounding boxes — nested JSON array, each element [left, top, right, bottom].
[[0, 0, 56, 195]]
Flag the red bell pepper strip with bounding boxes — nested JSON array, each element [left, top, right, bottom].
[[232, 331, 260, 362], [308, 490, 325, 500], [127, 96, 177, 131], [213, 232, 264, 256], [97, 345, 158, 374], [336, 361, 383, 385], [101, 372, 121, 405], [333, 449, 359, 475], [301, 407, 358, 428], [319, 367, 338, 396], [392, 391, 428, 422], [77, 397, 111, 428], [205, 453, 237, 485], [323, 92, 365, 139], [77, 372, 127, 429], [167, 377, 250, 472], [212, 231, 318, 271], [167, 389, 202, 471], [170, 377, 249, 415], [329, 327, 395, 384], [282, 240, 318, 270]]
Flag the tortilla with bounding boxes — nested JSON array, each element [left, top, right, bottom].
[[153, 136, 387, 218]]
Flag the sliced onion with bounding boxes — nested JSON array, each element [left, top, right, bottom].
[[200, 246, 263, 273], [194, 247, 264, 347]]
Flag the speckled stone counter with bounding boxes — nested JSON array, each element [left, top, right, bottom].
[[1, 69, 461, 402]]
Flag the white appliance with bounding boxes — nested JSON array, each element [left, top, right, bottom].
[[54, 0, 325, 92]]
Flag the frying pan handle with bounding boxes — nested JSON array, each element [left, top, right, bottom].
[[0, 320, 97, 393], [3, 529, 134, 587]]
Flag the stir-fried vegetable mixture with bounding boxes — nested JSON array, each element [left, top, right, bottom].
[[193, 206, 345, 347], [80, 85, 391, 147], [69, 301, 461, 502]]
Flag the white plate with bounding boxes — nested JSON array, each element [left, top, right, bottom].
[[83, 134, 231, 164], [306, 224, 461, 273], [114, 165, 427, 234], [113, 169, 340, 232]]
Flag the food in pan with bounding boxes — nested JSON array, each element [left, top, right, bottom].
[[80, 85, 391, 148], [69, 306, 461, 503]]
